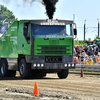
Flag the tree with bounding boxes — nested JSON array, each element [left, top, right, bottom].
[[0, 5, 18, 28], [87, 38, 91, 41], [74, 39, 85, 46], [94, 35, 100, 41]]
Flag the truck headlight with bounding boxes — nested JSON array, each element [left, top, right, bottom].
[[72, 64, 74, 67], [33, 64, 36, 67], [37, 64, 40, 67], [41, 64, 44, 67], [64, 64, 67, 67], [68, 64, 71, 67]]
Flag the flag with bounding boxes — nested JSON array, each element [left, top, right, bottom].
[[0, 24, 6, 34]]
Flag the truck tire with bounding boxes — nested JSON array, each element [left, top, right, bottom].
[[57, 69, 69, 79], [19, 59, 31, 79], [0, 59, 9, 77]]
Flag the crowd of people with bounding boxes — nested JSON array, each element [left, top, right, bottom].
[[73, 45, 100, 65]]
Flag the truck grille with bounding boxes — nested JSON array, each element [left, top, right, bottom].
[[37, 45, 70, 54]]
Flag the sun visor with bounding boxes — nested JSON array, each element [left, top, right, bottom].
[[30, 20, 73, 26]]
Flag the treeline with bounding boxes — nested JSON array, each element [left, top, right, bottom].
[[74, 36, 100, 46], [0, 5, 17, 28], [74, 40, 85, 46]]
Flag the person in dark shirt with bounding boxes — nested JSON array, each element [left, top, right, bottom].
[[84, 46, 88, 54], [79, 53, 84, 64], [94, 45, 99, 55]]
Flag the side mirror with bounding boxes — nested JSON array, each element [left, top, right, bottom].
[[74, 29, 77, 35]]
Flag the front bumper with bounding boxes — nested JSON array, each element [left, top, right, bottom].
[[31, 62, 76, 69]]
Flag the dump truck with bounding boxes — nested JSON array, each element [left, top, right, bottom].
[[0, 19, 77, 79]]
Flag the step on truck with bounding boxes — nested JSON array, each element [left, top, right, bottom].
[[0, 19, 77, 79]]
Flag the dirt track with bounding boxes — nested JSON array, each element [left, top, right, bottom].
[[0, 72, 100, 100]]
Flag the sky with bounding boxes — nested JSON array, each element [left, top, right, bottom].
[[0, 0, 100, 40]]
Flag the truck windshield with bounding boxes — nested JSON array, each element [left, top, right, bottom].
[[31, 24, 73, 38]]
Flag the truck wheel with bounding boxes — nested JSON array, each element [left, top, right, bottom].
[[19, 59, 30, 79], [0, 59, 9, 77], [57, 69, 69, 79]]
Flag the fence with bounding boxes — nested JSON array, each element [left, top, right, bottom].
[[70, 64, 100, 72]]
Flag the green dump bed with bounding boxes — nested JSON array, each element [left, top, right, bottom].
[[0, 21, 19, 58]]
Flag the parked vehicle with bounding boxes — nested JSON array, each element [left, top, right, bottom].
[[85, 41, 94, 46]]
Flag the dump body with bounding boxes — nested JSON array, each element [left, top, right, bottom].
[[0, 21, 18, 58]]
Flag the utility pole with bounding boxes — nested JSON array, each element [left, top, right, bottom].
[[84, 20, 86, 42], [97, 18, 99, 37], [73, 14, 75, 28], [0, 5, 1, 10]]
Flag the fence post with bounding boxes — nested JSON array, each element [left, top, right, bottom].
[[81, 64, 84, 77]]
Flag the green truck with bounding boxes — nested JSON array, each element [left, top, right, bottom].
[[0, 19, 77, 79]]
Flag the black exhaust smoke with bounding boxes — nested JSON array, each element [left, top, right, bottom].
[[1, 0, 58, 19], [42, 0, 58, 19]]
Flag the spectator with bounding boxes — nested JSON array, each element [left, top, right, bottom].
[[94, 45, 96, 52], [79, 53, 85, 64], [95, 56, 99, 63], [77, 47, 81, 59], [93, 55, 96, 63], [74, 47, 76, 55], [99, 55, 100, 63], [88, 56, 93, 65], [74, 56, 79, 64], [85, 56, 89, 62], [94, 45, 99, 55], [88, 56, 93, 62], [84, 46, 88, 54], [98, 48, 100, 56], [81, 46, 85, 52], [90, 46, 94, 55], [74, 45, 100, 64], [87, 46, 93, 56], [83, 52, 88, 63]]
